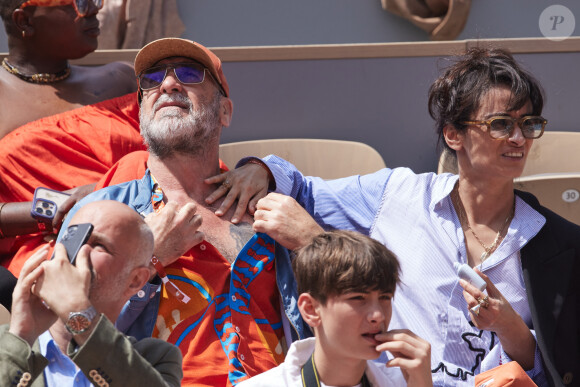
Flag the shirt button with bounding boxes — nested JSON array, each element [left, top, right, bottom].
[[240, 354, 245, 361], [563, 372, 573, 385], [199, 244, 206, 251], [235, 326, 240, 333], [232, 295, 237, 302], [137, 290, 146, 298]]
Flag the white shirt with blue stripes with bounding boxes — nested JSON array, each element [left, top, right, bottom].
[[262, 155, 548, 387]]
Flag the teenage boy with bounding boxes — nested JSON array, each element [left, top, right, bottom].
[[240, 230, 433, 387]]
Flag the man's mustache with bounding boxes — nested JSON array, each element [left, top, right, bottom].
[[153, 94, 193, 113]]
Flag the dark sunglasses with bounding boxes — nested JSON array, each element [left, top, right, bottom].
[[19, 0, 103, 18], [138, 62, 209, 91], [461, 116, 547, 139]]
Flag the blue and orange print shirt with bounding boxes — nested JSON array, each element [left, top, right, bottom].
[[58, 170, 311, 386]]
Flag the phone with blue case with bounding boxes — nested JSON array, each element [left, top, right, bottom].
[[31, 187, 71, 226]]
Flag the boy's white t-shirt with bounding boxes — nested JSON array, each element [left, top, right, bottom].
[[239, 337, 406, 387]]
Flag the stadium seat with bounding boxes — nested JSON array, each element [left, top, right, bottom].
[[514, 173, 580, 225], [219, 138, 386, 179]]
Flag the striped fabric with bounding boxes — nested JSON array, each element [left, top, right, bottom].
[[264, 155, 548, 386]]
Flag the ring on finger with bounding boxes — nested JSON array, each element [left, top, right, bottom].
[[470, 303, 481, 316], [221, 180, 232, 189], [480, 295, 489, 309]]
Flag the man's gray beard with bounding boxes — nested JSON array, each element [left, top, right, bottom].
[[140, 91, 222, 159]]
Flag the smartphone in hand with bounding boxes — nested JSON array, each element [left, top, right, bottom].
[[52, 223, 94, 264], [31, 187, 71, 228]]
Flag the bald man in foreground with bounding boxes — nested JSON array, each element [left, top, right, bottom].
[[0, 200, 182, 387]]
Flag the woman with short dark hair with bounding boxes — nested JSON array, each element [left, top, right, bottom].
[[222, 47, 580, 386]]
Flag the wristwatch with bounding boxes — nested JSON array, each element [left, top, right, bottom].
[[65, 306, 98, 335]]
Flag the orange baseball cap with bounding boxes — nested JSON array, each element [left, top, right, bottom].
[[134, 38, 229, 97]]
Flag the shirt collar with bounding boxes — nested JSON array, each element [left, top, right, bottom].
[[38, 330, 56, 358], [430, 173, 459, 212], [38, 330, 78, 374]]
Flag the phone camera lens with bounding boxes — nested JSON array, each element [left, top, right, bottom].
[[36, 208, 43, 214], [42, 202, 49, 208], [45, 210, 53, 217], [63, 227, 76, 241]]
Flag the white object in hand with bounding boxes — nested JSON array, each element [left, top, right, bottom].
[[454, 262, 486, 292]]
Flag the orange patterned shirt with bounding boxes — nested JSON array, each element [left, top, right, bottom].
[[153, 235, 286, 386]]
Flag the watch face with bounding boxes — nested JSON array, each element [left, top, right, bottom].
[[65, 306, 97, 335], [67, 313, 90, 334]]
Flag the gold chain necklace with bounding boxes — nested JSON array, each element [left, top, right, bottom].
[[452, 186, 515, 262], [2, 58, 71, 84]]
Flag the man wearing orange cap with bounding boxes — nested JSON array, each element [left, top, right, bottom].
[[59, 38, 310, 386]]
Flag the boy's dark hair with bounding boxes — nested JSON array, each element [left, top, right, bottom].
[[293, 230, 400, 304]]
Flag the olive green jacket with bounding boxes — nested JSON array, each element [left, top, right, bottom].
[[0, 315, 182, 387]]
